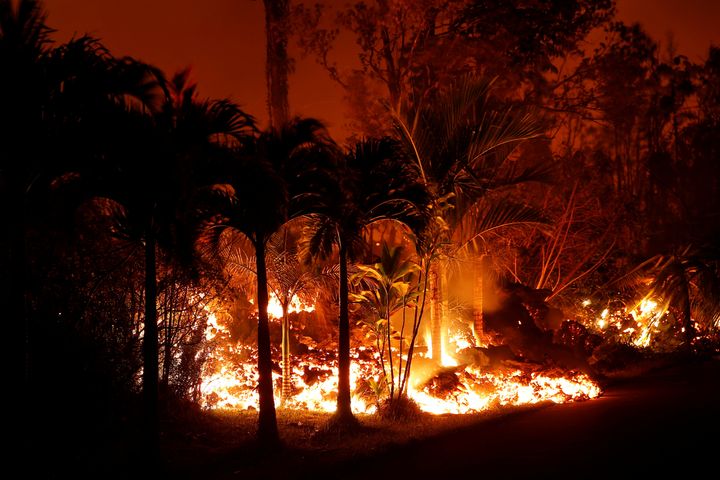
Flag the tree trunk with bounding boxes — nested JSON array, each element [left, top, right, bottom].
[[10, 186, 29, 451], [429, 263, 443, 362], [255, 239, 280, 448], [264, 0, 290, 130], [440, 265, 449, 354], [682, 295, 694, 350], [336, 242, 354, 420], [161, 309, 172, 395], [472, 255, 489, 346], [143, 226, 159, 458], [281, 303, 291, 402]]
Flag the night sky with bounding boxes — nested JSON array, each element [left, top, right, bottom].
[[45, 0, 720, 139]]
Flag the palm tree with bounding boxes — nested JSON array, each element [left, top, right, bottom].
[[617, 245, 720, 348], [87, 67, 254, 454], [0, 3, 177, 456], [1, 0, 49, 403], [303, 137, 429, 426], [221, 222, 337, 403], [0, 3, 58, 456], [266, 226, 337, 403], [391, 76, 548, 354], [201, 117, 338, 447]]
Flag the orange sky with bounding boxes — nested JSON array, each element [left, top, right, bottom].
[[45, 0, 720, 140]]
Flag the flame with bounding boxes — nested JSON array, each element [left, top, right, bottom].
[[408, 368, 600, 415], [199, 343, 600, 415], [200, 312, 600, 414], [199, 298, 601, 415], [200, 345, 375, 413], [441, 350, 458, 367], [204, 312, 222, 341], [424, 331, 433, 360], [251, 293, 315, 320], [268, 293, 315, 319], [592, 296, 667, 348]]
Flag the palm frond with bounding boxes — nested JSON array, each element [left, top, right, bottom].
[[465, 108, 544, 168], [458, 200, 548, 253], [610, 246, 720, 332]]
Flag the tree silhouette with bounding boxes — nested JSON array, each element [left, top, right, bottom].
[[303, 137, 428, 426], [264, 0, 291, 129], [221, 222, 337, 402], [83, 67, 254, 456], [618, 245, 720, 348], [0, 3, 174, 460], [295, 0, 614, 135], [391, 76, 547, 353], [200, 117, 337, 447]]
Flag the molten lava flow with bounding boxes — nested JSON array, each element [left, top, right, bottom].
[[200, 344, 600, 414], [200, 345, 377, 413], [408, 367, 600, 415], [199, 295, 601, 415]]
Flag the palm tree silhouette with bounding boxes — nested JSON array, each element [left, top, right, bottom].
[[221, 222, 337, 403], [200, 117, 337, 447], [391, 76, 548, 353], [618, 245, 720, 348], [86, 67, 254, 454], [303, 137, 429, 426], [1, 0, 51, 401], [1, 4, 178, 458]]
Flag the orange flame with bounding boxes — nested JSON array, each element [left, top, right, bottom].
[[200, 300, 601, 415]]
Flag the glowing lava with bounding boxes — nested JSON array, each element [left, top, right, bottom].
[[200, 295, 601, 415]]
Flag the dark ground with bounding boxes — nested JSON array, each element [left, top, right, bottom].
[[185, 358, 720, 479], [315, 358, 720, 480], [163, 358, 720, 479]]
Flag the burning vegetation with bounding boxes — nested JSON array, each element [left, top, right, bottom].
[[10, 1, 720, 476], [198, 292, 601, 415]]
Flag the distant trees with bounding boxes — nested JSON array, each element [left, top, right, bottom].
[[295, 0, 614, 136], [295, 0, 720, 292]]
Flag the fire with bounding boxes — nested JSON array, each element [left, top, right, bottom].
[[200, 343, 600, 414], [199, 298, 601, 415], [590, 296, 668, 348], [266, 293, 316, 319], [200, 346, 375, 413], [408, 368, 600, 415], [248, 293, 316, 320], [204, 312, 223, 341]]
